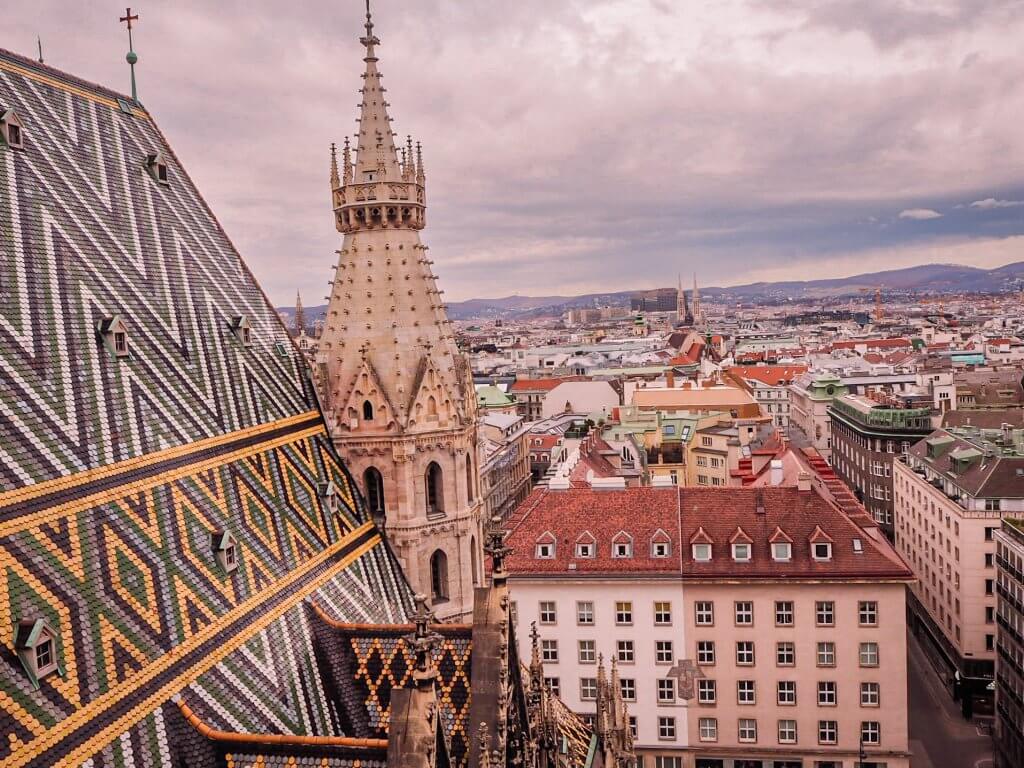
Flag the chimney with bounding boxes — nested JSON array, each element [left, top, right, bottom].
[[1003, 423, 1012, 445], [770, 459, 784, 487], [755, 491, 766, 515], [797, 471, 811, 492], [666, 369, 675, 389]]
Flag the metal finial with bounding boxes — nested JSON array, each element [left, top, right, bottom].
[[119, 7, 140, 102], [36, 36, 43, 64]]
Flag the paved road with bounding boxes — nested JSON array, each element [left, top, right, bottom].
[[907, 630, 994, 768]]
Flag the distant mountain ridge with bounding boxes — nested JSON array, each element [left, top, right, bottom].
[[278, 260, 1024, 322]]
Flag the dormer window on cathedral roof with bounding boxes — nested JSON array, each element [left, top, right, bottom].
[[14, 617, 62, 689], [96, 315, 130, 358], [1, 108, 25, 149], [228, 315, 252, 347], [211, 530, 238, 574], [319, 480, 340, 515], [145, 151, 169, 185]]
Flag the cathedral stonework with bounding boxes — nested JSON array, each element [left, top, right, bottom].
[[317, 8, 484, 619]]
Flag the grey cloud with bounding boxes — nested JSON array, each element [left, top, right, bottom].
[[899, 208, 943, 220], [970, 198, 1024, 209]]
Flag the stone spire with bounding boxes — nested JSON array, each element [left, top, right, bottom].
[[329, 142, 340, 188], [692, 272, 702, 324], [294, 291, 306, 335], [317, 1, 482, 621]]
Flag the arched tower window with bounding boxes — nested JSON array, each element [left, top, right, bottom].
[[362, 400, 374, 421], [466, 455, 475, 503], [430, 549, 449, 603], [425, 462, 445, 517], [364, 466, 385, 516]]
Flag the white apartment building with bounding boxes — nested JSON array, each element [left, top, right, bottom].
[[504, 484, 913, 768], [893, 425, 1024, 702]]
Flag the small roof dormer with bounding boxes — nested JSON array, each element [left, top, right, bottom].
[[96, 315, 130, 358], [1, 108, 25, 150], [574, 530, 597, 559], [690, 527, 714, 546], [611, 530, 633, 558], [768, 526, 793, 544], [809, 525, 834, 561], [228, 315, 253, 347], [14, 617, 62, 689], [145, 150, 169, 185], [650, 528, 672, 558], [535, 530, 556, 559], [211, 530, 239, 574], [729, 527, 753, 545]]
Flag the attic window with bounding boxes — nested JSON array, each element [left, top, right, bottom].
[[96, 315, 130, 358], [146, 151, 169, 185], [692, 543, 712, 562], [228, 316, 253, 347], [612, 533, 633, 559], [813, 542, 833, 561], [14, 618, 61, 689], [772, 542, 792, 561], [853, 538, 864, 554], [575, 542, 594, 559], [732, 543, 751, 562], [319, 481, 339, 514], [211, 531, 238, 574], [536, 542, 555, 559], [1, 109, 25, 149], [652, 541, 671, 558]]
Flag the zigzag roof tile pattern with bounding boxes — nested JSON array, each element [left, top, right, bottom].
[[0, 48, 417, 768]]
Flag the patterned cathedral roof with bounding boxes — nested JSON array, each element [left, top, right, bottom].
[[0, 47, 416, 768]]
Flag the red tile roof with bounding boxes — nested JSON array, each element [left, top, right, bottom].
[[504, 485, 912, 580], [736, 365, 808, 386], [510, 376, 585, 393]]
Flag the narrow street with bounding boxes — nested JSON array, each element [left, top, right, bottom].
[[907, 631, 994, 768]]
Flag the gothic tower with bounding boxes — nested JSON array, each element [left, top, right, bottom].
[[317, 5, 483, 619], [692, 273, 702, 325], [294, 290, 306, 335]]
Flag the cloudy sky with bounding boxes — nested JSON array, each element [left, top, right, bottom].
[[7, 1, 1024, 303]]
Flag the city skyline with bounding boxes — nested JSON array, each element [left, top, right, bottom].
[[5, 0, 1024, 304]]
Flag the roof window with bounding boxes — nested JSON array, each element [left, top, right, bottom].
[[1, 108, 25, 149], [211, 530, 239, 574], [14, 618, 62, 689], [96, 315, 130, 358], [611, 531, 633, 559], [228, 315, 253, 347], [146, 151, 169, 185]]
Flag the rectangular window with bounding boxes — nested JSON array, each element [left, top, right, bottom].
[[657, 678, 676, 703], [544, 676, 560, 696], [818, 720, 838, 745], [697, 640, 716, 665], [859, 642, 879, 667], [777, 642, 795, 666], [777, 680, 796, 705], [738, 718, 757, 743], [736, 641, 755, 666], [815, 601, 835, 626], [734, 601, 754, 626], [861, 720, 881, 745], [654, 601, 672, 625], [616, 640, 635, 663], [817, 642, 836, 667], [629, 716, 637, 740], [698, 717, 718, 742], [737, 680, 756, 705], [859, 600, 878, 626], [657, 716, 676, 740], [775, 600, 794, 626], [615, 601, 633, 625], [817, 681, 837, 706], [578, 640, 596, 664], [655, 640, 674, 664], [861, 682, 880, 707], [576, 601, 594, 625], [580, 677, 597, 700], [541, 639, 558, 663], [697, 679, 716, 704], [654, 758, 681, 768], [620, 678, 636, 701], [539, 601, 556, 624], [778, 719, 797, 744], [694, 601, 715, 627]]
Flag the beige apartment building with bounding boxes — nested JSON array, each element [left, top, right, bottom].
[[893, 425, 1024, 705], [503, 483, 914, 768]]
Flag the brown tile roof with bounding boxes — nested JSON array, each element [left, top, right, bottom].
[[509, 376, 585, 393], [504, 486, 912, 580], [735, 365, 808, 386]]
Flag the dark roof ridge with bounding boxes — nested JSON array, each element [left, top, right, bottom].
[[0, 47, 136, 104]]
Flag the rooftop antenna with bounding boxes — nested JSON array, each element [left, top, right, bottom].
[[36, 36, 44, 64], [119, 7, 140, 102]]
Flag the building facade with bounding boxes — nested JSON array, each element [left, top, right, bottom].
[[504, 485, 914, 768], [829, 394, 937, 537], [789, 375, 847, 461], [316, 12, 483, 618], [893, 426, 1024, 709], [994, 519, 1024, 768]]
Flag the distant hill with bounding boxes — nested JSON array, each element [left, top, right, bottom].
[[277, 260, 1024, 322]]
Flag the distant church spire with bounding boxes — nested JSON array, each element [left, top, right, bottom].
[[329, 142, 339, 188], [294, 291, 306, 335], [692, 273, 702, 324]]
